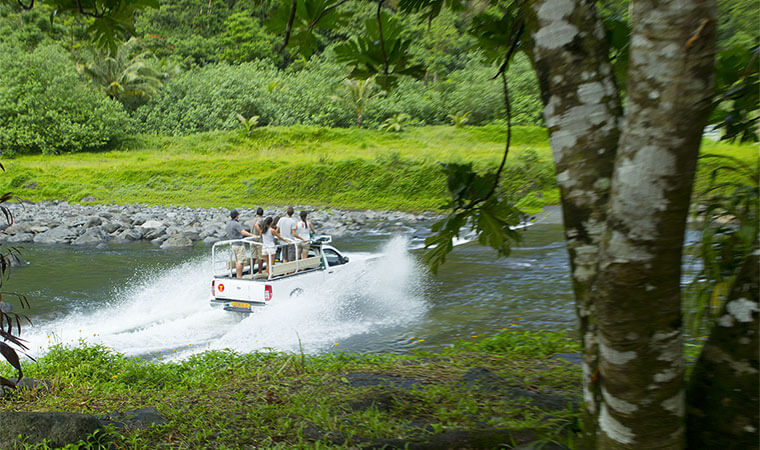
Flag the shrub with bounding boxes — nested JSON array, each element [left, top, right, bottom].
[[133, 58, 351, 134], [0, 43, 131, 156]]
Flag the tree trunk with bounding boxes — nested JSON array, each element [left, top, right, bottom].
[[522, 0, 716, 447], [520, 1, 622, 442], [593, 1, 715, 447], [686, 246, 759, 448]]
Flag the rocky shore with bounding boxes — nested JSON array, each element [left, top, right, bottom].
[[0, 201, 442, 248]]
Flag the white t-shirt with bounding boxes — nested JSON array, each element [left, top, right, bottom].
[[277, 216, 296, 241], [296, 220, 311, 240]]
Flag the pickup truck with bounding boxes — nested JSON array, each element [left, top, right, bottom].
[[209, 236, 350, 312]]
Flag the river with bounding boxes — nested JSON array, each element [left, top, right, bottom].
[[5, 218, 576, 361]]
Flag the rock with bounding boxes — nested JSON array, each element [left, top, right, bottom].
[[184, 231, 201, 242], [140, 220, 164, 229], [72, 228, 110, 246], [151, 235, 169, 245], [130, 213, 151, 226], [4, 223, 34, 235], [116, 229, 143, 241], [0, 411, 101, 448], [101, 220, 121, 234], [160, 234, 193, 249], [99, 407, 166, 430], [84, 216, 102, 228], [5, 233, 33, 243], [142, 226, 166, 240], [33, 226, 78, 244], [202, 236, 218, 246]]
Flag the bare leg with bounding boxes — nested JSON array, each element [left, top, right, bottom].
[[236, 263, 243, 279]]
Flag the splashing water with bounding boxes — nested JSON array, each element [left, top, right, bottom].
[[25, 236, 428, 360]]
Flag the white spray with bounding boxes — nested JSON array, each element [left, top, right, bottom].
[[26, 237, 427, 360]]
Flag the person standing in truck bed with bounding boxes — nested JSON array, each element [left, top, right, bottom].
[[296, 210, 316, 261], [226, 209, 254, 278], [260, 216, 287, 278]]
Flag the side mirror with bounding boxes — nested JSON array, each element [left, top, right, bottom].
[[341, 256, 349, 264]]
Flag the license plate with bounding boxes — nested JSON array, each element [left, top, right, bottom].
[[229, 301, 250, 309]]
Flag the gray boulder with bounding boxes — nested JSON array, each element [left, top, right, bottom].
[[4, 223, 34, 235], [202, 236, 218, 246], [30, 225, 50, 234], [130, 213, 151, 226], [72, 228, 110, 246], [117, 229, 143, 241], [84, 216, 102, 228], [33, 226, 78, 244], [142, 226, 166, 240], [151, 235, 169, 245], [101, 220, 121, 234], [160, 234, 193, 249], [0, 411, 101, 448], [140, 219, 164, 229], [5, 233, 33, 243]]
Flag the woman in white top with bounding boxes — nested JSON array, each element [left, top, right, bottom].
[[258, 216, 286, 277], [296, 211, 316, 260]]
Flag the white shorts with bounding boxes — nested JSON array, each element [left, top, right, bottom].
[[263, 246, 276, 256]]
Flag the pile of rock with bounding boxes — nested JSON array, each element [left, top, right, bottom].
[[0, 201, 441, 249]]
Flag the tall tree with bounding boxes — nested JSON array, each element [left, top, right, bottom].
[[270, 0, 758, 447], [520, 1, 716, 446]]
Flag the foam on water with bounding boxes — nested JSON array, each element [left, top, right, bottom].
[[26, 237, 427, 360]]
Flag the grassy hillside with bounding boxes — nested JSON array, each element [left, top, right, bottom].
[[0, 125, 553, 211], [0, 125, 753, 212]]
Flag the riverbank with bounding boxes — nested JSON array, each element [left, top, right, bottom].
[[0, 330, 581, 448], [0, 201, 442, 248]]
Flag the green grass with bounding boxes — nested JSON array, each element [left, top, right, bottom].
[[0, 125, 754, 214], [1, 330, 581, 448], [0, 125, 554, 212]]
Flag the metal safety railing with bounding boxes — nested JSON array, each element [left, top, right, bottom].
[[212, 236, 330, 280]]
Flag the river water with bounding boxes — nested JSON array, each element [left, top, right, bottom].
[[5, 218, 575, 361]]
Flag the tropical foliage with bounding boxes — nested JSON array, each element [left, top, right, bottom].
[[0, 43, 131, 155], [330, 77, 380, 128], [79, 37, 164, 104]]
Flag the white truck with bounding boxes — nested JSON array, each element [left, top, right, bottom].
[[209, 236, 350, 312]]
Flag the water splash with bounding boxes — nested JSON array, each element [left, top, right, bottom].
[[26, 236, 428, 360]]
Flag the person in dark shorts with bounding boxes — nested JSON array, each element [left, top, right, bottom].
[[276, 207, 300, 263]]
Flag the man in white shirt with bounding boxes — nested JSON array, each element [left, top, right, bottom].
[[276, 206, 298, 263]]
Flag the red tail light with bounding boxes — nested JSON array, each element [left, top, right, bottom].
[[264, 285, 272, 302], [211, 280, 215, 296]]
